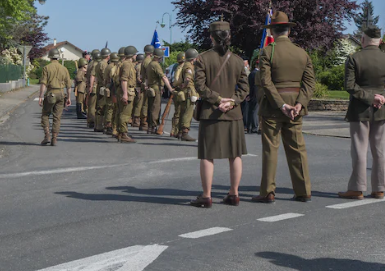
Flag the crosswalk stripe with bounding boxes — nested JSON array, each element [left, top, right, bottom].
[[257, 213, 304, 222], [179, 227, 232, 239], [326, 198, 385, 209], [34, 98, 39, 101]]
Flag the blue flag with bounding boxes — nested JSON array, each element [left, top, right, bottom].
[[151, 30, 162, 49]]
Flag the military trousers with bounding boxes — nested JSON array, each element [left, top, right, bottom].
[[117, 92, 134, 133], [76, 92, 85, 105], [148, 88, 161, 128], [179, 98, 194, 130], [140, 91, 148, 118], [96, 90, 106, 117], [260, 116, 311, 197], [348, 121, 385, 192], [171, 94, 181, 134], [41, 89, 65, 133], [87, 93, 96, 124], [112, 102, 119, 132], [104, 95, 114, 125], [133, 88, 143, 118]]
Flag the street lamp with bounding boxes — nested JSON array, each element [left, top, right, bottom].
[[159, 12, 172, 44]]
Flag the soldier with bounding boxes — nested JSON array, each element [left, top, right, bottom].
[[75, 58, 88, 119], [146, 48, 174, 134], [111, 47, 126, 137], [252, 11, 315, 203], [39, 48, 72, 146], [170, 52, 185, 138], [132, 53, 145, 128], [139, 45, 155, 131], [86, 49, 100, 128], [178, 49, 199, 141], [116, 46, 138, 143], [94, 48, 111, 132], [103, 52, 119, 135]]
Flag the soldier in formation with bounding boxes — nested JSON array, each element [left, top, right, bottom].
[[170, 52, 185, 138]]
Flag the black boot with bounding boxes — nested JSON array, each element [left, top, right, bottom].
[[76, 103, 87, 119]]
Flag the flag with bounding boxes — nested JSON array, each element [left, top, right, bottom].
[[260, 7, 274, 49], [151, 30, 162, 49]]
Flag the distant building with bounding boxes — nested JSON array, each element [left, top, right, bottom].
[[41, 39, 83, 61], [344, 34, 361, 50]]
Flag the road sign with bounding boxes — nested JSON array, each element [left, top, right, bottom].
[[161, 46, 170, 57]]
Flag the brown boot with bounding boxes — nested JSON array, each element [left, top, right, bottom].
[[371, 191, 384, 199], [338, 190, 364, 200], [132, 117, 140, 127], [41, 128, 51, 145], [120, 133, 136, 143], [139, 117, 148, 131], [112, 128, 118, 138], [181, 128, 196, 141], [177, 131, 182, 139], [51, 132, 58, 146]]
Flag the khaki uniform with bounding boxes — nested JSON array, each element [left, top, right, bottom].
[[111, 60, 123, 135], [118, 59, 136, 133], [140, 56, 152, 128], [104, 62, 115, 127], [171, 63, 184, 135], [132, 62, 143, 121], [75, 69, 87, 106], [178, 62, 197, 130], [259, 36, 315, 197], [40, 60, 71, 133], [86, 60, 98, 125], [146, 59, 164, 128], [95, 59, 109, 130]]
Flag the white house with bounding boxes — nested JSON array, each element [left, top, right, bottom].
[[41, 39, 83, 61]]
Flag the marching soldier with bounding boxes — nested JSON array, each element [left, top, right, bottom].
[[139, 45, 155, 131], [75, 58, 88, 119], [111, 47, 126, 137], [178, 49, 199, 141], [94, 48, 111, 132], [252, 11, 315, 203], [103, 52, 119, 135], [39, 48, 72, 146], [132, 53, 145, 128], [146, 48, 174, 134], [170, 52, 185, 138], [86, 49, 100, 128]]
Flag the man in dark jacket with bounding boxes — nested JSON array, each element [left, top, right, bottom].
[[246, 58, 260, 133]]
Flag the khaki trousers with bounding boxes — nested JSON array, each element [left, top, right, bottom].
[[179, 98, 194, 130], [348, 121, 385, 192], [117, 91, 134, 133], [148, 88, 161, 128], [41, 90, 64, 133], [171, 95, 181, 134], [260, 116, 311, 197], [104, 95, 114, 124], [133, 89, 143, 118], [87, 93, 96, 124]]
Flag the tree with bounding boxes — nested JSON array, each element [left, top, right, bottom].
[[172, 0, 359, 57], [162, 40, 198, 53], [354, 0, 379, 37]]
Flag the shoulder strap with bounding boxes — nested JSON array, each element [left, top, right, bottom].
[[210, 51, 232, 88]]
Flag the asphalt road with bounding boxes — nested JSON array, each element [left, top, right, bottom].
[[0, 94, 384, 271]]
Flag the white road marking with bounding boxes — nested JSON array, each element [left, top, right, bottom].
[[163, 131, 170, 135], [34, 98, 39, 101], [326, 198, 385, 209], [179, 227, 232, 239], [149, 157, 196, 164], [257, 213, 305, 222], [37, 244, 168, 271], [245, 154, 258, 157]]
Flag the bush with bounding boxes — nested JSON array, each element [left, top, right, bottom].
[[313, 82, 329, 98], [318, 64, 344, 91], [64, 61, 77, 79]]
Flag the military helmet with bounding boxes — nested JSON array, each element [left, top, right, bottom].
[[110, 52, 119, 62], [101, 48, 111, 58], [91, 49, 100, 58], [177, 52, 185, 63], [144, 45, 155, 54], [124, 46, 138, 58], [78, 58, 88, 68], [153, 48, 164, 58], [136, 54, 145, 62], [94, 52, 102, 61], [185, 48, 199, 61], [118, 47, 125, 57], [48, 48, 60, 59]]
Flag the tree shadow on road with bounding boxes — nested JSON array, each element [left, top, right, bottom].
[[255, 252, 385, 271], [0, 141, 41, 146]]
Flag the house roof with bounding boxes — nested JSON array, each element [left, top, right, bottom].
[[347, 34, 361, 46], [42, 41, 83, 54]]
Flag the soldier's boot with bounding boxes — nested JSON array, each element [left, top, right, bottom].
[[76, 103, 87, 119], [41, 128, 51, 145], [117, 133, 122, 143], [51, 132, 58, 146], [128, 117, 133, 125], [112, 128, 118, 138], [105, 123, 113, 135], [88, 122, 95, 129], [94, 115, 104, 132], [132, 117, 140, 127], [147, 126, 152, 134], [177, 131, 182, 140], [120, 133, 136, 143], [181, 128, 196, 142], [139, 117, 148, 131]]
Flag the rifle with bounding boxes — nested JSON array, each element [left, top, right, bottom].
[[157, 93, 174, 135]]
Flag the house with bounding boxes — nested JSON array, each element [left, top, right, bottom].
[[41, 39, 83, 61], [344, 34, 361, 50]]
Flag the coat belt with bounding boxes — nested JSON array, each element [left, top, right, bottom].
[[277, 87, 300, 93]]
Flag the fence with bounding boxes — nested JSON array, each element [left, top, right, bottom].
[[0, 64, 23, 83]]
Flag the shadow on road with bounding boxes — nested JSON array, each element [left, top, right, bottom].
[[256, 252, 385, 271], [0, 141, 41, 146]]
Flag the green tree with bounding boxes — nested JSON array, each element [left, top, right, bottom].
[[162, 40, 199, 53], [354, 0, 379, 37]]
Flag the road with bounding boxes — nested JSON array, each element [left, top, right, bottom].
[[0, 93, 384, 271]]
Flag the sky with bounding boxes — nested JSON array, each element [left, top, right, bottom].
[[37, 0, 385, 54]]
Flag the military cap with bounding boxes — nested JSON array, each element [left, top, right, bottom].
[[185, 48, 199, 61], [118, 47, 125, 57], [110, 52, 119, 62], [101, 48, 111, 58], [364, 26, 382, 38], [177, 52, 185, 63], [144, 45, 155, 54], [263, 11, 296, 29], [136, 54, 145, 62], [209, 21, 230, 32], [78, 58, 88, 68], [125, 46, 138, 58], [48, 48, 60, 59], [153, 48, 164, 58]]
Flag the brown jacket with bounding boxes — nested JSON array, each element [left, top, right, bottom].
[[195, 49, 249, 120], [259, 36, 315, 117], [40, 60, 71, 90]]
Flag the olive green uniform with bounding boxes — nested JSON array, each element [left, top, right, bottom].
[[118, 59, 136, 133], [146, 60, 164, 128], [95, 59, 109, 130], [75, 69, 87, 106], [140, 56, 152, 129], [132, 62, 143, 120], [112, 61, 123, 135], [86, 60, 97, 126], [40, 60, 71, 133], [178, 62, 197, 130], [171, 63, 184, 135], [258, 36, 315, 197], [104, 62, 115, 127]]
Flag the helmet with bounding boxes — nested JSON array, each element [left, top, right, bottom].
[[110, 52, 119, 62], [101, 48, 111, 58], [124, 46, 138, 58], [144, 45, 155, 54], [185, 48, 199, 61], [177, 52, 185, 63], [48, 48, 60, 59], [118, 47, 125, 57], [91, 49, 100, 58], [78, 58, 88, 68], [153, 48, 164, 58], [136, 54, 144, 62], [94, 52, 102, 61]]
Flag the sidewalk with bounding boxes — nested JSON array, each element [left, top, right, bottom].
[[302, 111, 350, 138], [0, 85, 39, 125]]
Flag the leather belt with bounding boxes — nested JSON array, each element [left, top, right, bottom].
[[277, 87, 300, 93]]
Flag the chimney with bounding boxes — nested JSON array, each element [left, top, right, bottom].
[[54, 38, 57, 46]]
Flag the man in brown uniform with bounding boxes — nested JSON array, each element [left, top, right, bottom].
[[139, 45, 155, 131], [132, 53, 145, 127], [338, 26, 385, 200], [111, 47, 126, 137], [94, 48, 111, 132], [103, 52, 119, 135], [39, 48, 72, 146], [170, 52, 185, 138], [75, 58, 88, 119], [252, 11, 315, 203], [86, 49, 100, 128], [146, 48, 174, 134]]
